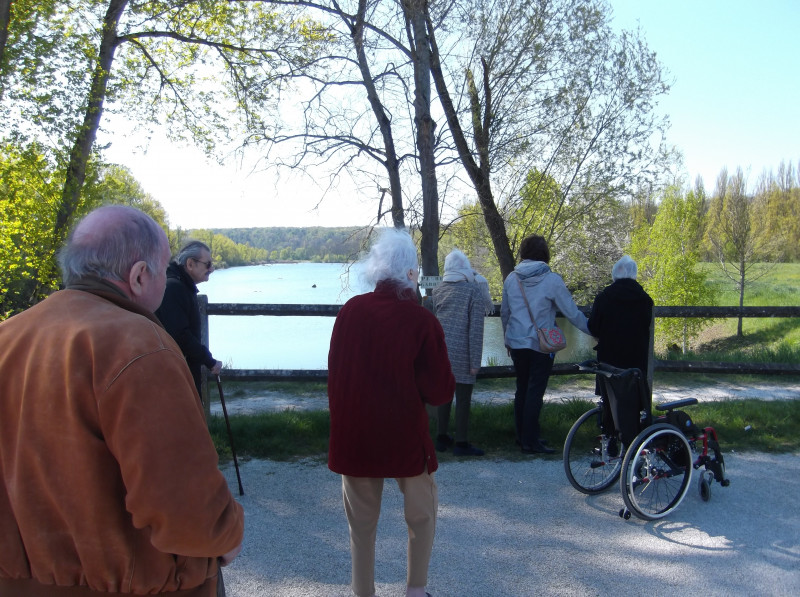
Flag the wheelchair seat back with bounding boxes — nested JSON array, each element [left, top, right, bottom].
[[592, 363, 651, 446]]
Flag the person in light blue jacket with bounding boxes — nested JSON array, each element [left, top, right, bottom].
[[501, 235, 591, 454]]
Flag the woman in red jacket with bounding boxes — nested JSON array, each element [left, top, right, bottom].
[[328, 228, 455, 597]]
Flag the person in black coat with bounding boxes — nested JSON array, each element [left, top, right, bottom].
[[156, 240, 222, 396], [587, 256, 654, 444]]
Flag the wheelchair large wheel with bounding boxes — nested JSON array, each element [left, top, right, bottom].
[[620, 423, 693, 520], [564, 406, 624, 494]]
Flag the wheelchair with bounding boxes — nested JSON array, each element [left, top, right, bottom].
[[563, 360, 730, 521]]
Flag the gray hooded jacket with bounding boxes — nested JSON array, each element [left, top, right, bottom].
[[501, 261, 590, 352]]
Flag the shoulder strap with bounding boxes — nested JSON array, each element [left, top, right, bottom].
[[514, 273, 538, 328]]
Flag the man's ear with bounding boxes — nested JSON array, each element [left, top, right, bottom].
[[127, 260, 149, 299]]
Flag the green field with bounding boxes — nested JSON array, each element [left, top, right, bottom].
[[679, 262, 800, 362]]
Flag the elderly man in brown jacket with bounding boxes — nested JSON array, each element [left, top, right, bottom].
[[0, 206, 243, 596]]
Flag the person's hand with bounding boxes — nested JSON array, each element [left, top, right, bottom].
[[470, 367, 480, 376], [210, 360, 223, 375], [220, 543, 242, 566]]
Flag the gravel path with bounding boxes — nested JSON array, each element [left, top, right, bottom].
[[219, 452, 799, 597], [212, 380, 799, 596], [211, 378, 800, 416]]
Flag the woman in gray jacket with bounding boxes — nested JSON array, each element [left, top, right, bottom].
[[501, 235, 591, 454], [429, 249, 490, 456]]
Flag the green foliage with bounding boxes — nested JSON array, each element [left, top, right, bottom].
[[212, 226, 370, 264], [448, 167, 629, 304], [448, 203, 503, 300], [1, 0, 98, 143], [631, 185, 717, 350], [184, 228, 268, 268], [0, 141, 260, 319], [0, 143, 62, 317], [3, 0, 330, 150], [83, 163, 169, 229], [748, 161, 800, 261], [511, 169, 628, 302]]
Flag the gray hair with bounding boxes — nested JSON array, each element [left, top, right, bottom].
[[361, 227, 418, 291], [58, 205, 165, 286], [612, 255, 638, 281], [176, 240, 211, 266]]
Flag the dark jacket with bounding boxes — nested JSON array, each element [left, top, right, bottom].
[[588, 278, 654, 376], [328, 280, 455, 478], [156, 262, 215, 393]]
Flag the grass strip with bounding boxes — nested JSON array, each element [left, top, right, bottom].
[[209, 398, 800, 463]]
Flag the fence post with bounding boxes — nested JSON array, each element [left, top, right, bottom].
[[198, 294, 211, 422], [646, 310, 655, 401]]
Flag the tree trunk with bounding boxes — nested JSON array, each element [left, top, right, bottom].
[[404, 0, 439, 280], [55, 0, 128, 247], [0, 0, 11, 68], [425, 14, 516, 279], [738, 264, 746, 337], [352, 0, 404, 228]]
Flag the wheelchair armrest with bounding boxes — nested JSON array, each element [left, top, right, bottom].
[[655, 397, 699, 411]]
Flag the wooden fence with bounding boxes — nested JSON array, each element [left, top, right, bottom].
[[198, 299, 800, 406]]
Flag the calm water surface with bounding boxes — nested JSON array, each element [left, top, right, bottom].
[[200, 263, 594, 370]]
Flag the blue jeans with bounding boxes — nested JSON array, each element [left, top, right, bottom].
[[510, 348, 554, 447]]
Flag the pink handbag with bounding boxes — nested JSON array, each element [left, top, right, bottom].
[[515, 274, 567, 353]]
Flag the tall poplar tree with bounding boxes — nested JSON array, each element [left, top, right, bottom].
[[706, 167, 777, 336]]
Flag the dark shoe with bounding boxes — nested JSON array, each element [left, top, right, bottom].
[[435, 434, 454, 452], [453, 442, 485, 456], [521, 442, 555, 455]]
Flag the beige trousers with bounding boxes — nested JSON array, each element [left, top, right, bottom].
[[341, 471, 438, 597]]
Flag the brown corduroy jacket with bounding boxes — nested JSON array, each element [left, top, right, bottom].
[[0, 282, 244, 596]]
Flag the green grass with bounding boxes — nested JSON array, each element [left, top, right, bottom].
[[699, 261, 800, 307], [208, 395, 800, 463], [661, 262, 800, 362]]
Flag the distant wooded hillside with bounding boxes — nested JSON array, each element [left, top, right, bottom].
[[212, 227, 370, 262]]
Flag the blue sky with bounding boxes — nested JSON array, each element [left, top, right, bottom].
[[104, 1, 799, 228], [610, 0, 799, 189]]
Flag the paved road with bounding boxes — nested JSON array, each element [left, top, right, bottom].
[[218, 451, 799, 597]]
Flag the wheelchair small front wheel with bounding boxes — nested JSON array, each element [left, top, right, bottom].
[[620, 423, 693, 520], [564, 406, 623, 495], [699, 474, 711, 502]]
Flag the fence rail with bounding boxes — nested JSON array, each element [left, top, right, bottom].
[[199, 300, 800, 385]]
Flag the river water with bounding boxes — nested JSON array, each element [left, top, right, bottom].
[[200, 263, 595, 370]]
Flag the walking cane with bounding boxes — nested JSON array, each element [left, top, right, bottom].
[[216, 375, 244, 496]]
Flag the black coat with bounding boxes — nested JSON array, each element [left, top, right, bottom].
[[588, 278, 654, 376], [155, 262, 215, 394]]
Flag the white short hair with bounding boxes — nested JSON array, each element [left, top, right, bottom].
[[361, 227, 418, 290], [612, 255, 638, 281]]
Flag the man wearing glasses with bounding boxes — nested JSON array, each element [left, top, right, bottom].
[[156, 240, 223, 396]]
